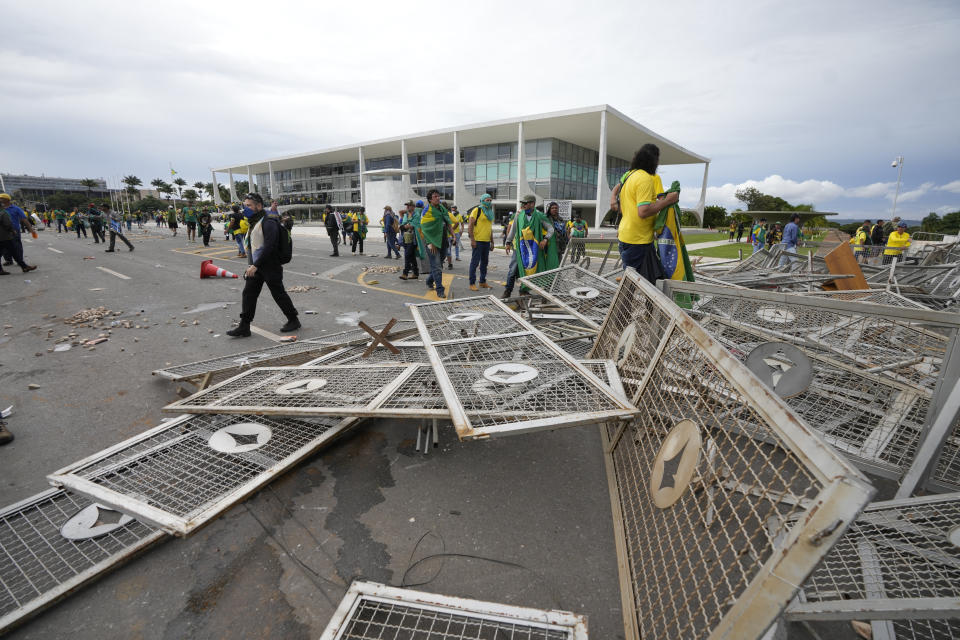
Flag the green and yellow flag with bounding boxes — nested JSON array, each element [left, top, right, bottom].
[[654, 180, 694, 282]]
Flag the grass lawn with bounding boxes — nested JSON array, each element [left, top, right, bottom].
[[682, 231, 736, 243]]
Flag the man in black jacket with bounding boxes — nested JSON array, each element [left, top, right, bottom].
[[324, 204, 342, 256], [227, 193, 300, 337]]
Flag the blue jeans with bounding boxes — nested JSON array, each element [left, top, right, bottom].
[[619, 241, 663, 284], [779, 243, 797, 266], [424, 248, 445, 296], [504, 251, 518, 295], [469, 241, 490, 285], [235, 235, 245, 254], [454, 232, 462, 259], [385, 233, 400, 257]]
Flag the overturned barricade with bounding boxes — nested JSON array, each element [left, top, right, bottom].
[[0, 488, 165, 634], [657, 279, 960, 483], [410, 296, 636, 440], [321, 580, 589, 639], [559, 237, 622, 277], [591, 269, 875, 639], [785, 492, 960, 638], [519, 265, 619, 329]]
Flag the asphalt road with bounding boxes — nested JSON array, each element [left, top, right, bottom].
[[0, 226, 627, 639]]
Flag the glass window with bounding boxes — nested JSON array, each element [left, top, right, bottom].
[[498, 162, 510, 181], [498, 143, 511, 159], [488, 163, 499, 180], [487, 185, 498, 199], [525, 160, 536, 177], [464, 166, 476, 181], [537, 159, 550, 179], [551, 160, 559, 178], [444, 151, 453, 164], [510, 162, 517, 180], [508, 184, 517, 198], [475, 164, 486, 181], [525, 140, 537, 158], [538, 139, 551, 158], [463, 148, 476, 163], [444, 169, 453, 182], [474, 146, 485, 162]]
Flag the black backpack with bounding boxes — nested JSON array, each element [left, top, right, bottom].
[[275, 218, 293, 264]]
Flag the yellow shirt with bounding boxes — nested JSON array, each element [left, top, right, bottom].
[[885, 230, 910, 256], [449, 213, 463, 234], [618, 170, 663, 245], [468, 206, 493, 242]]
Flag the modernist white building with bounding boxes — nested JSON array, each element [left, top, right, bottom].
[[211, 105, 709, 228]]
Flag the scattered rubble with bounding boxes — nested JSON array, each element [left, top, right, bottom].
[[286, 285, 317, 293], [362, 265, 400, 274]]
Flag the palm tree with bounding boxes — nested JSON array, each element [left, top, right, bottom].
[[173, 177, 187, 198], [160, 183, 174, 200], [202, 182, 215, 199], [122, 175, 142, 190], [183, 189, 199, 204], [80, 178, 99, 199], [151, 178, 165, 198], [193, 181, 205, 202]]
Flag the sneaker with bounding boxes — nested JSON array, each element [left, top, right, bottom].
[[226, 324, 251, 337], [469, 284, 478, 291], [409, 274, 419, 279], [501, 291, 512, 300], [0, 270, 8, 276], [21, 265, 37, 272], [104, 249, 115, 253], [3, 260, 13, 266], [435, 290, 446, 299], [399, 275, 408, 280], [0, 421, 12, 446], [128, 246, 134, 252], [479, 282, 491, 289], [280, 318, 301, 333]]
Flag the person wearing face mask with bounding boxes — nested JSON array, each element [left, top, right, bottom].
[[502, 194, 553, 299], [226, 193, 299, 337]]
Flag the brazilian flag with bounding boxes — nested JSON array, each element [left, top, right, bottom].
[[654, 181, 694, 282]]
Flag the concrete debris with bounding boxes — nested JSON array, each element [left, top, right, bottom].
[[286, 285, 317, 293], [84, 337, 108, 346], [54, 344, 71, 352], [27, 384, 40, 390], [64, 306, 115, 326], [362, 265, 400, 274]]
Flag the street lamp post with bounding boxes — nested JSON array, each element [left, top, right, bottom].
[[891, 155, 904, 219]]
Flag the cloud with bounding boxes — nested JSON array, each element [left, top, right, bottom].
[[936, 180, 960, 194]]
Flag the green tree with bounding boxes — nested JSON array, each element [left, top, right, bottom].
[[702, 205, 727, 228], [159, 183, 174, 200], [79, 178, 100, 198], [183, 189, 199, 204], [150, 178, 166, 197], [921, 212, 943, 233], [941, 210, 960, 234], [129, 196, 169, 212], [192, 181, 205, 201], [735, 186, 792, 211], [172, 177, 187, 198]]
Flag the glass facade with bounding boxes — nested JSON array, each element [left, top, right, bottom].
[[253, 138, 629, 206]]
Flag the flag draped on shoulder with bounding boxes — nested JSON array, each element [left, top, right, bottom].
[[654, 180, 694, 282]]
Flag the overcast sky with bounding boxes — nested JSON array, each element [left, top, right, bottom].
[[3, 0, 958, 220]]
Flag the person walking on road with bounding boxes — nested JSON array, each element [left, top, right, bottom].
[[103, 203, 134, 252], [467, 193, 495, 291], [399, 201, 421, 280], [502, 194, 554, 297], [350, 207, 369, 256], [73, 207, 88, 239], [382, 206, 401, 259], [324, 205, 343, 256], [419, 189, 451, 298], [0, 193, 37, 272], [199, 208, 213, 246], [87, 203, 106, 244], [228, 204, 248, 257], [227, 193, 299, 337], [735, 220, 744, 243], [184, 206, 198, 243], [166, 207, 179, 236]]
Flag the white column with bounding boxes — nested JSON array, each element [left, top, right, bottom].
[[268, 161, 276, 201], [211, 170, 222, 206], [358, 146, 365, 207], [696, 162, 710, 228], [228, 170, 238, 202], [594, 109, 610, 230], [453, 131, 460, 206], [247, 166, 254, 195], [515, 121, 532, 208]]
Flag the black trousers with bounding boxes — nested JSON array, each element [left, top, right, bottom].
[[90, 222, 105, 243], [328, 232, 340, 254], [201, 225, 212, 246], [75, 222, 87, 238], [1, 234, 27, 267], [351, 232, 364, 254], [240, 265, 298, 324], [108, 229, 134, 250]]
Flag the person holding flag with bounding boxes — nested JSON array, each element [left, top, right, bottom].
[[654, 181, 694, 282], [502, 194, 554, 298], [417, 189, 450, 298], [616, 144, 677, 284]]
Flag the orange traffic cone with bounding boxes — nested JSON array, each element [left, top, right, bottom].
[[200, 259, 239, 279]]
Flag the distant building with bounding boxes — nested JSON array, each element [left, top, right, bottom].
[[212, 105, 710, 227], [0, 174, 110, 201]]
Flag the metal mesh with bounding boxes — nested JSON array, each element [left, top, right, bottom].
[[528, 315, 597, 360], [48, 413, 357, 534], [931, 409, 960, 492], [411, 296, 636, 440], [519, 265, 618, 328], [791, 493, 960, 635], [337, 599, 573, 639], [662, 281, 957, 394], [321, 581, 586, 640], [803, 289, 933, 309], [162, 364, 444, 418], [304, 319, 420, 345], [152, 340, 336, 381], [598, 269, 873, 640], [412, 297, 524, 343], [697, 316, 931, 477], [0, 489, 164, 633], [560, 237, 622, 276]]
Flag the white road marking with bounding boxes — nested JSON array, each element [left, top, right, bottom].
[[47, 247, 64, 254], [96, 266, 131, 280], [318, 261, 356, 279], [250, 325, 284, 342]]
